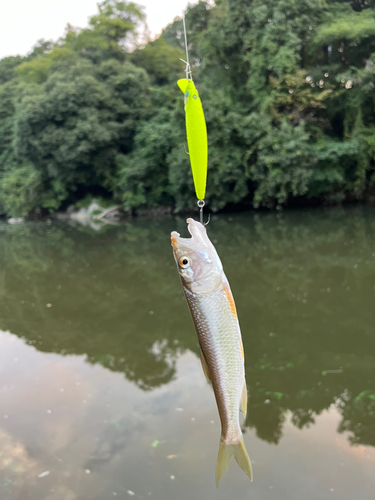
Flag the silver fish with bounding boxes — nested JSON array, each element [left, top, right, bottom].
[[171, 218, 252, 486]]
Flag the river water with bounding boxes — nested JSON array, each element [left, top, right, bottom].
[[0, 207, 375, 499]]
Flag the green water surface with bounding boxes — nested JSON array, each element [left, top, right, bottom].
[[0, 207, 374, 499]]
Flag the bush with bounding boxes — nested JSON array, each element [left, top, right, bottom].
[[0, 163, 41, 217]]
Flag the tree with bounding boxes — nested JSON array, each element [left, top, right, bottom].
[[64, 0, 147, 63], [0, 56, 23, 84], [12, 59, 149, 211], [0, 162, 41, 217], [131, 37, 185, 84]]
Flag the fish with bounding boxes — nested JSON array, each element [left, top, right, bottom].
[[177, 79, 208, 201], [171, 218, 253, 486]]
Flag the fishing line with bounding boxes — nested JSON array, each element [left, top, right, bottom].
[[180, 14, 192, 82]]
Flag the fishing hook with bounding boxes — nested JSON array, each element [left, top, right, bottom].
[[197, 200, 210, 226]]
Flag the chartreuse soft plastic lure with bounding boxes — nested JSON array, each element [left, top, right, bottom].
[[177, 78, 208, 201]]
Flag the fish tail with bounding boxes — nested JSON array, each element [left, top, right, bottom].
[[233, 436, 253, 482], [215, 435, 253, 487]]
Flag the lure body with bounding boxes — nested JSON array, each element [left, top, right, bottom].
[[177, 79, 208, 201], [171, 218, 252, 486]]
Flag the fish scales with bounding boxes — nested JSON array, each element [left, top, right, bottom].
[[171, 218, 253, 486], [184, 287, 244, 444]]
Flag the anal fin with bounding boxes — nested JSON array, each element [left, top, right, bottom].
[[240, 380, 247, 419]]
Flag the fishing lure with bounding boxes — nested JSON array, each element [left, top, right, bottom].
[[177, 78, 208, 202]]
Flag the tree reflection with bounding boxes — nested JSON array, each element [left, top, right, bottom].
[[338, 391, 375, 447], [0, 207, 375, 448]]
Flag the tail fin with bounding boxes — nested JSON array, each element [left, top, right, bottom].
[[215, 435, 253, 487]]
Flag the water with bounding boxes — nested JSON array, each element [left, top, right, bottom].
[[0, 206, 375, 499]]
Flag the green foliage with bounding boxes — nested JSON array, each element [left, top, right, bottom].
[[117, 117, 175, 209], [13, 58, 149, 211], [248, 120, 314, 207], [15, 47, 76, 84], [0, 56, 23, 84], [131, 37, 185, 84], [314, 8, 375, 46], [0, 81, 18, 159], [64, 0, 146, 63], [308, 138, 357, 198], [0, 162, 41, 217], [2, 0, 375, 217]]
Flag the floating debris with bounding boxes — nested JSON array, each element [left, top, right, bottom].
[[322, 369, 343, 376], [38, 471, 50, 478], [151, 440, 159, 448]]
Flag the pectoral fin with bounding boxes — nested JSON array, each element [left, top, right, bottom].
[[200, 348, 211, 383], [240, 380, 247, 419]]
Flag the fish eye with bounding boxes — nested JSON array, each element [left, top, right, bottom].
[[179, 256, 190, 269]]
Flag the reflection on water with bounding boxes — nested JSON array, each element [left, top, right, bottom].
[[0, 207, 375, 499]]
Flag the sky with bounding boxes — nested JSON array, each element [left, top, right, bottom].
[[0, 0, 190, 60]]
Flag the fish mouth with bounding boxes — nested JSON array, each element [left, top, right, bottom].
[[171, 218, 206, 251]]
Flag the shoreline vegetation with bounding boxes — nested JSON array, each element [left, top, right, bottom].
[[3, 198, 375, 224], [2, 0, 375, 219]]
